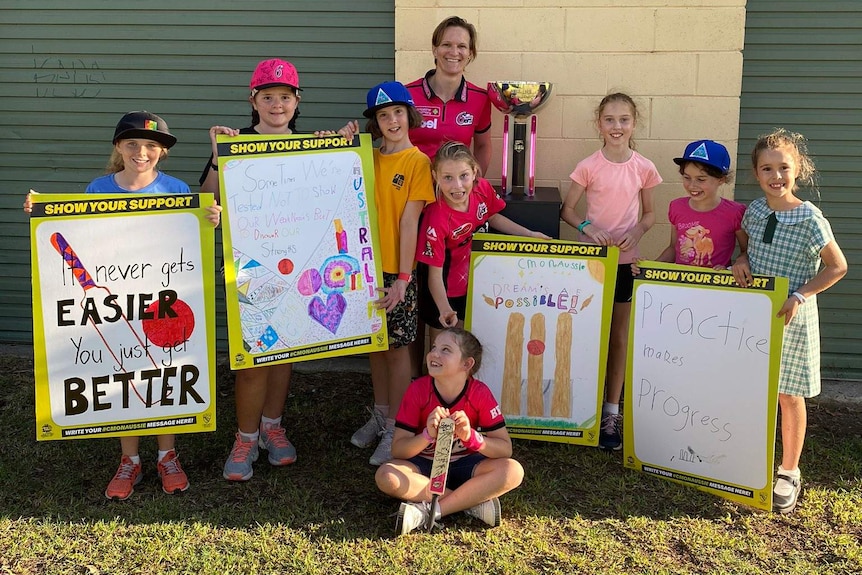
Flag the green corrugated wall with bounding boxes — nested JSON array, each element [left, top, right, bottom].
[[0, 1, 395, 348], [738, 1, 862, 379]]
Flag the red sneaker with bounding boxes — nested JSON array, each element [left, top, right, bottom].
[[105, 455, 142, 501], [157, 450, 190, 494]]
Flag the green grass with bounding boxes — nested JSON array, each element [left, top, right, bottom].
[[1, 353, 860, 575]]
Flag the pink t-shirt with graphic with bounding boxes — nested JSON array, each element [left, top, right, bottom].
[[668, 197, 746, 268], [570, 149, 663, 264]]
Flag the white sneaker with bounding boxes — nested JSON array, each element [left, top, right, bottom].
[[369, 425, 394, 466], [465, 497, 501, 527], [396, 501, 432, 535], [350, 408, 385, 448]]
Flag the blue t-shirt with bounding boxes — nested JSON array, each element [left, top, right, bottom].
[[86, 172, 190, 194]]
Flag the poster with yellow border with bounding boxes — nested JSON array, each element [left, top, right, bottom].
[[217, 134, 387, 369], [466, 233, 619, 445], [624, 262, 787, 511], [30, 193, 217, 441]]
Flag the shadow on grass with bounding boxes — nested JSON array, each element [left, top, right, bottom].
[[1, 354, 859, 543]]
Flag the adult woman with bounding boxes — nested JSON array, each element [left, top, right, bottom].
[[405, 16, 492, 176]]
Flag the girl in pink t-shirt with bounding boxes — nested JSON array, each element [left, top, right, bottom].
[[560, 93, 662, 451], [651, 139, 747, 269]]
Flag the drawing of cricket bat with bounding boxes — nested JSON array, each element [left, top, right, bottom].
[[50, 233, 160, 404], [426, 417, 455, 532]]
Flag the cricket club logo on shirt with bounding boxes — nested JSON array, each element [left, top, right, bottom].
[[392, 173, 405, 190], [455, 111, 474, 126], [476, 202, 488, 221]]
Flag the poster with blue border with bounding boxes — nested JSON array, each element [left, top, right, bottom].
[[624, 262, 787, 511], [217, 133, 388, 369], [466, 233, 619, 445]]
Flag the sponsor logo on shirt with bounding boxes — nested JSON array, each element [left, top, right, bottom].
[[451, 223, 473, 240], [416, 106, 440, 117], [490, 405, 501, 419], [421, 118, 438, 129], [425, 226, 438, 242], [455, 111, 474, 126], [423, 240, 434, 258], [392, 173, 405, 190]]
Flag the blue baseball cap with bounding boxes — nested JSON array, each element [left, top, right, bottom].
[[363, 81, 415, 118], [673, 140, 731, 175]]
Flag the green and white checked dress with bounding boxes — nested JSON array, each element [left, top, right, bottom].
[[744, 198, 835, 397]]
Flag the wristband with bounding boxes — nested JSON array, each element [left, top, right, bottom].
[[576, 220, 591, 233], [462, 429, 485, 451], [397, 272, 412, 283], [210, 161, 218, 172], [791, 291, 806, 305], [422, 427, 436, 444]]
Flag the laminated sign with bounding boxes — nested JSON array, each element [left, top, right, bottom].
[[216, 134, 388, 368], [30, 193, 217, 440], [624, 262, 787, 511], [466, 233, 619, 445]]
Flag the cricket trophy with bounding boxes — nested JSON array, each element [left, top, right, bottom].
[[487, 81, 553, 196], [488, 81, 560, 238]]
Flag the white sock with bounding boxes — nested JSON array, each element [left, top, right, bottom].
[[260, 415, 282, 431], [157, 449, 174, 462], [239, 430, 259, 443], [374, 404, 389, 418], [603, 402, 619, 416], [127, 454, 141, 465]]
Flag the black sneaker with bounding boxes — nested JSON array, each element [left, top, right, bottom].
[[773, 472, 802, 514], [599, 413, 623, 451]]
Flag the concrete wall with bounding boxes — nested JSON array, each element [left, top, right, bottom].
[[396, 0, 746, 255]]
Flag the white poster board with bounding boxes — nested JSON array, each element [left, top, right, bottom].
[[466, 234, 619, 445], [217, 134, 388, 368], [30, 193, 217, 440], [624, 263, 787, 510]]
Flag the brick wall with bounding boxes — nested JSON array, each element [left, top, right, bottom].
[[396, 0, 746, 255]]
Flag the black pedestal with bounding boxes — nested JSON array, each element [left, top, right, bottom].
[[493, 186, 561, 239]]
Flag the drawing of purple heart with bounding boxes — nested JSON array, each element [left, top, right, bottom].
[[308, 292, 347, 334]]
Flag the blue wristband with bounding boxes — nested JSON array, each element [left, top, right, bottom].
[[577, 220, 591, 233]]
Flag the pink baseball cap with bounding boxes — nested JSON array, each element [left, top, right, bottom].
[[249, 59, 300, 95]]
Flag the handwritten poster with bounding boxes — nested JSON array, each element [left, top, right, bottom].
[[466, 233, 619, 445], [217, 134, 387, 368], [624, 262, 787, 511], [30, 193, 217, 441]]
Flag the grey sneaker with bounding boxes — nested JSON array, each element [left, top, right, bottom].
[[599, 413, 623, 451], [396, 501, 432, 535], [259, 424, 297, 466], [223, 433, 259, 481], [465, 497, 502, 527], [350, 408, 385, 448], [369, 425, 394, 466], [773, 472, 802, 514]]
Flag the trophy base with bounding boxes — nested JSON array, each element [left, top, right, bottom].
[[493, 185, 561, 239]]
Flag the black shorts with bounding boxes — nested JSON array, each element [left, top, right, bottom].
[[382, 271, 418, 348], [614, 263, 635, 303], [419, 293, 467, 330], [407, 452, 486, 490]]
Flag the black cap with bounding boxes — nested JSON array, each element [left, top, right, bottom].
[[112, 111, 177, 148]]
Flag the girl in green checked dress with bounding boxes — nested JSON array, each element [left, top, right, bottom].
[[732, 128, 848, 514]]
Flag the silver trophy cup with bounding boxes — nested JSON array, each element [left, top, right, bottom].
[[487, 81, 553, 196]]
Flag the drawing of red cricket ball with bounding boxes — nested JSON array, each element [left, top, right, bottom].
[[142, 296, 195, 348]]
